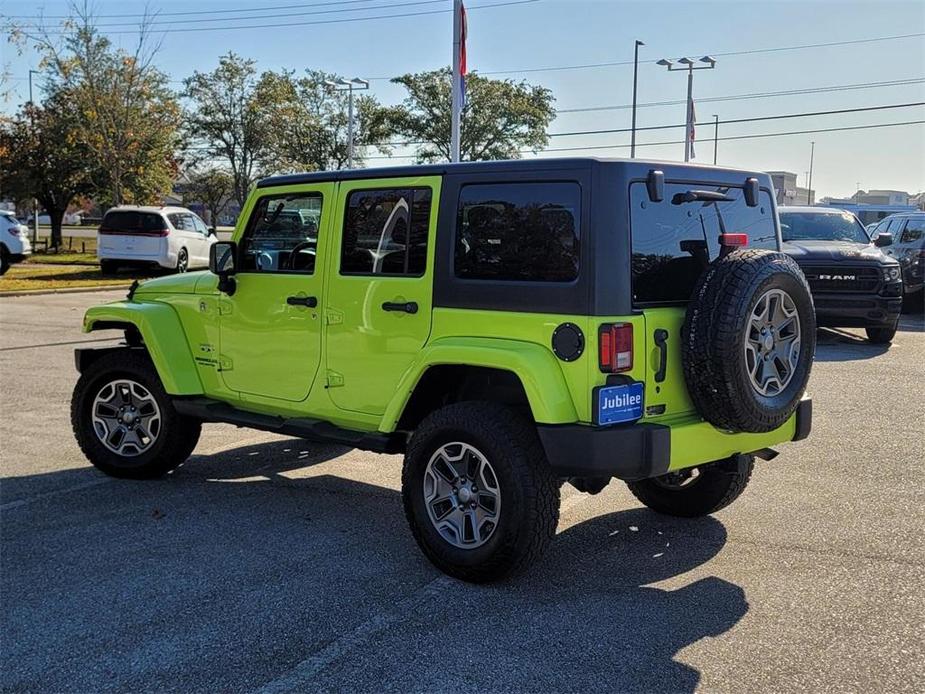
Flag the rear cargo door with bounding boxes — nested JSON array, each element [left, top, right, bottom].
[[629, 180, 778, 420], [98, 210, 166, 258]]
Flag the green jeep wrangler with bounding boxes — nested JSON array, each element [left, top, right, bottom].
[[72, 158, 814, 582]]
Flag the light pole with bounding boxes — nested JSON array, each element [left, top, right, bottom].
[[325, 77, 369, 169], [28, 69, 40, 245], [807, 141, 815, 205], [712, 114, 719, 165], [656, 56, 716, 162], [630, 40, 644, 159]]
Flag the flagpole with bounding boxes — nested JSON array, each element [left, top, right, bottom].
[[450, 0, 462, 163], [684, 63, 693, 162]]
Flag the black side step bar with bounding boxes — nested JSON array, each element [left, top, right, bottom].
[[173, 398, 405, 454]]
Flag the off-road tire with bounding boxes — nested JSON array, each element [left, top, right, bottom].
[[402, 402, 560, 583], [99, 260, 118, 276], [71, 350, 201, 479], [682, 249, 815, 433], [627, 455, 754, 517], [866, 323, 897, 344]]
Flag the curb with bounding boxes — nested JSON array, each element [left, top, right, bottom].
[[0, 285, 130, 298]]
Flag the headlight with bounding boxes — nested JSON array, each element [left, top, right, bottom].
[[884, 266, 901, 281]]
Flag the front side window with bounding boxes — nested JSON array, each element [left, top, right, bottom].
[[901, 218, 924, 242], [341, 188, 431, 276], [240, 193, 322, 273], [779, 210, 869, 244], [631, 183, 776, 304], [455, 182, 580, 282]]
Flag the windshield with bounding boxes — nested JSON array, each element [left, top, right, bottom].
[[779, 211, 869, 244]]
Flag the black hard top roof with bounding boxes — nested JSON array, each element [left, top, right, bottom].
[[256, 156, 762, 189]]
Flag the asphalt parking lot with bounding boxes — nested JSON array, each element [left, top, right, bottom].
[[1, 290, 923, 693]]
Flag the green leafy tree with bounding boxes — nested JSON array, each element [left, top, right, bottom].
[[11, 3, 181, 207], [261, 70, 394, 172], [0, 94, 95, 248], [183, 53, 278, 206], [388, 67, 556, 163], [183, 168, 233, 227]]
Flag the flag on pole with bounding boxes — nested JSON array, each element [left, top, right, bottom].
[[688, 97, 696, 159], [458, 2, 468, 109]]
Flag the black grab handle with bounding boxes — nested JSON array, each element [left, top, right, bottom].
[[286, 295, 318, 308], [654, 329, 669, 383], [382, 301, 418, 314]]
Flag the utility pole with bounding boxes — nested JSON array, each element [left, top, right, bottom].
[[657, 56, 716, 162], [630, 40, 644, 158], [450, 0, 465, 163], [712, 114, 719, 165], [28, 69, 39, 245], [325, 78, 369, 169], [807, 141, 815, 205]]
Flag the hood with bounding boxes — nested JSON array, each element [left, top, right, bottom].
[[132, 271, 210, 295], [780, 239, 891, 265]]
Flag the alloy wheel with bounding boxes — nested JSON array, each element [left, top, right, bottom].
[[91, 379, 161, 457], [744, 288, 801, 396]]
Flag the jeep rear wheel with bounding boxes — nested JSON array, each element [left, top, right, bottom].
[[402, 402, 560, 583], [682, 249, 816, 433], [627, 455, 754, 517], [71, 350, 201, 479]]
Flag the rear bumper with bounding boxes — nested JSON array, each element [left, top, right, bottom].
[[537, 398, 812, 481], [813, 291, 902, 328]]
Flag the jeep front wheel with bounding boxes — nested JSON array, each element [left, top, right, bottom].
[[402, 402, 560, 583], [626, 455, 754, 517], [71, 350, 201, 479]]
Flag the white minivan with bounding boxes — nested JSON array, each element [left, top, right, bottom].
[[0, 210, 32, 275], [97, 206, 216, 274]]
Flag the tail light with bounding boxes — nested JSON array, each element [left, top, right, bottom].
[[599, 323, 633, 373], [718, 233, 748, 247], [99, 227, 169, 237], [6, 225, 21, 236]]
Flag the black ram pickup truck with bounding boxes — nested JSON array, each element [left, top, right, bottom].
[[779, 206, 902, 344]]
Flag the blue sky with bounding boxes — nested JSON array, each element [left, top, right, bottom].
[[2, 0, 924, 199]]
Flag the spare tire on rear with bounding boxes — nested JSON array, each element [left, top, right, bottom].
[[682, 249, 815, 433]]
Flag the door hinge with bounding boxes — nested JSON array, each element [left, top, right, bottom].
[[325, 370, 344, 388], [325, 308, 344, 325]]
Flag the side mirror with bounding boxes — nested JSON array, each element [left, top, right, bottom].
[[209, 227, 217, 236], [209, 241, 237, 295], [874, 232, 893, 248]]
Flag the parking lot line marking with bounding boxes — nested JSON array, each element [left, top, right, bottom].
[[0, 336, 120, 352], [0, 477, 113, 511], [256, 575, 455, 693]]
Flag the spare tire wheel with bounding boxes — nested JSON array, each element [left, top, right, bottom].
[[681, 249, 815, 433]]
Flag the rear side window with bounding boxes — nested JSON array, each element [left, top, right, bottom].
[[101, 211, 165, 233], [630, 183, 776, 304], [901, 219, 924, 242], [341, 188, 431, 276], [455, 182, 580, 282]]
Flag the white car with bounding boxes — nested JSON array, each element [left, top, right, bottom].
[[0, 211, 32, 275], [97, 206, 216, 274]]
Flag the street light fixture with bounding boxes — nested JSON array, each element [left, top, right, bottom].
[[658, 55, 717, 162], [325, 77, 369, 169]]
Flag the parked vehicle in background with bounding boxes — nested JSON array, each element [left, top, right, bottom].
[[25, 211, 83, 226], [867, 212, 925, 304], [72, 159, 815, 582], [0, 210, 32, 275], [779, 206, 902, 343], [816, 201, 918, 227], [97, 206, 216, 275]]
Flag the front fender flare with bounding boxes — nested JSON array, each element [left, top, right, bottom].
[[380, 337, 578, 432], [82, 301, 203, 395]]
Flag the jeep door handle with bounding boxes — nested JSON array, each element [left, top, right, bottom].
[[286, 295, 318, 308], [382, 301, 418, 314], [654, 329, 669, 383]]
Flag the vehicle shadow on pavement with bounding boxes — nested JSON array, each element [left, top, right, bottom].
[[1, 441, 743, 693], [814, 327, 890, 361]]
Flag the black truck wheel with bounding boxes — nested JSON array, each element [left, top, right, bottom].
[[682, 249, 815, 433], [402, 402, 560, 583], [71, 350, 201, 479], [866, 323, 897, 344], [627, 455, 754, 517]]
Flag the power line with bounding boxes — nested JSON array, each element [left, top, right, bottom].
[[365, 120, 925, 159], [557, 78, 925, 114], [9, 0, 539, 35], [6, 0, 387, 20], [547, 102, 925, 138]]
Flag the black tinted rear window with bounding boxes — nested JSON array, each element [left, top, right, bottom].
[[102, 211, 165, 232], [630, 183, 776, 304], [455, 182, 580, 282]]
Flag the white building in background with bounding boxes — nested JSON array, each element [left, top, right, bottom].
[[853, 189, 910, 206], [767, 171, 814, 206]]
